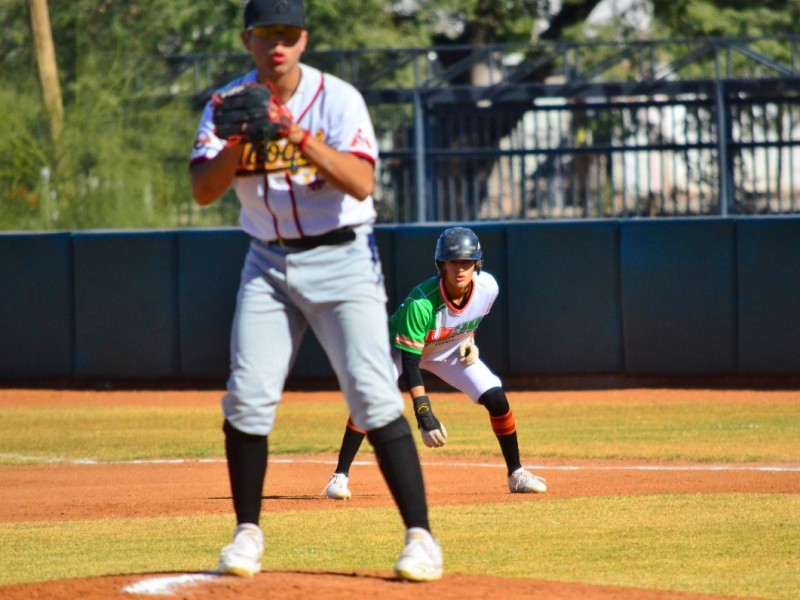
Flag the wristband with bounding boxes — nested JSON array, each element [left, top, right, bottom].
[[412, 395, 432, 415], [298, 129, 311, 152], [413, 395, 440, 430]]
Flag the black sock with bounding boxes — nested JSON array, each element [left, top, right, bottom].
[[367, 416, 429, 531], [223, 419, 267, 525], [497, 432, 522, 477], [335, 424, 366, 475]]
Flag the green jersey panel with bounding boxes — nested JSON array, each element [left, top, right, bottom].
[[389, 272, 499, 361]]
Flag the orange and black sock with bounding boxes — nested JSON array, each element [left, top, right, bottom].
[[334, 417, 367, 475], [491, 411, 522, 476], [479, 387, 523, 477]]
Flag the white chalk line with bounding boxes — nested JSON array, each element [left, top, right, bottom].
[[2, 453, 799, 472]]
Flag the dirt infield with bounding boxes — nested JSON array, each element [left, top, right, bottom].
[[1, 389, 796, 599]]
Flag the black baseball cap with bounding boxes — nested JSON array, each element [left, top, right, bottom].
[[244, 0, 306, 30]]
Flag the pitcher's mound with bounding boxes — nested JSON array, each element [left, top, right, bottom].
[[0, 570, 750, 600]]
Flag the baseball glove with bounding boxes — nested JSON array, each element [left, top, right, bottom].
[[212, 82, 293, 145]]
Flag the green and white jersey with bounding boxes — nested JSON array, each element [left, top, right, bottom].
[[389, 271, 499, 362]]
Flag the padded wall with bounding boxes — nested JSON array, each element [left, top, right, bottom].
[[507, 221, 622, 374], [4, 218, 800, 383], [737, 218, 800, 373], [620, 219, 737, 375], [177, 229, 249, 379], [0, 233, 73, 378], [73, 231, 179, 379]]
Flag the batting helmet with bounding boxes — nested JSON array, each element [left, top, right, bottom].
[[434, 227, 483, 273]]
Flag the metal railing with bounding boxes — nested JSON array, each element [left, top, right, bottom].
[[150, 36, 800, 223]]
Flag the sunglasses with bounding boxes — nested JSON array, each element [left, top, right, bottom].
[[248, 26, 303, 45]]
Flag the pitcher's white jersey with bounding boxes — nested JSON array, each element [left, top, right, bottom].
[[389, 271, 499, 363], [190, 63, 379, 241]]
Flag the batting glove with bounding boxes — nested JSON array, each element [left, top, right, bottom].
[[420, 422, 447, 448], [459, 338, 479, 366]]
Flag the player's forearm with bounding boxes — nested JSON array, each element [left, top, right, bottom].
[[407, 386, 427, 401], [190, 146, 243, 206], [288, 127, 374, 200]]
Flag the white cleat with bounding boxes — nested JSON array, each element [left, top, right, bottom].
[[394, 527, 443, 582], [508, 467, 548, 493], [218, 523, 263, 577], [324, 472, 352, 500]]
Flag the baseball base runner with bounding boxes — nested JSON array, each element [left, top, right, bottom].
[[324, 227, 549, 500]]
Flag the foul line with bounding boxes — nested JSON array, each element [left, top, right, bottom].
[[2, 453, 799, 472]]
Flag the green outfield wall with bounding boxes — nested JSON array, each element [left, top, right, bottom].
[[2, 218, 799, 385]]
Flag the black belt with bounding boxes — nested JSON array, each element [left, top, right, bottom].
[[268, 227, 356, 250]]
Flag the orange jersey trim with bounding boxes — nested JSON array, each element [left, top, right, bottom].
[[394, 333, 424, 352]]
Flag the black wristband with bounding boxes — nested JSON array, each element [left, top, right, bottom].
[[412, 395, 440, 431]]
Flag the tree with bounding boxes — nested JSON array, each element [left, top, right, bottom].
[[651, 0, 800, 38], [27, 0, 63, 144], [2, 0, 799, 229]]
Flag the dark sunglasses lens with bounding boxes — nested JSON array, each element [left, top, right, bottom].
[[251, 27, 301, 43]]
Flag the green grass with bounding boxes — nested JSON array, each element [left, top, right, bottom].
[[0, 389, 798, 598], [505, 395, 800, 462], [2, 393, 798, 464], [1, 495, 798, 598], [0, 407, 224, 464]]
